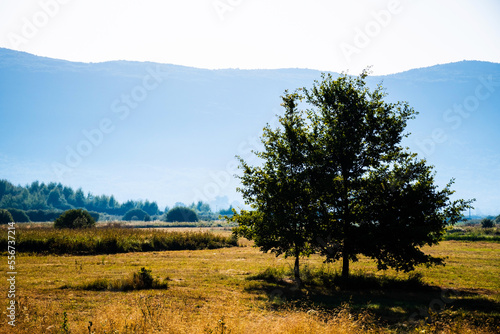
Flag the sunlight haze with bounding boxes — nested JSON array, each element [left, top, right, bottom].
[[1, 0, 499, 75]]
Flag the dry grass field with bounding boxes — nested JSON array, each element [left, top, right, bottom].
[[1, 227, 499, 333]]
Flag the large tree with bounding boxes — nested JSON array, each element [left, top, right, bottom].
[[232, 71, 473, 281]]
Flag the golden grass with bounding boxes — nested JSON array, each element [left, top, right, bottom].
[[1, 236, 499, 333]]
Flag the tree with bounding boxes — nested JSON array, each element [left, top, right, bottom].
[[122, 208, 150, 221], [47, 188, 67, 209], [481, 218, 494, 228], [142, 200, 159, 216], [232, 92, 320, 281], [54, 209, 96, 229], [0, 209, 14, 224], [74, 188, 86, 208], [165, 207, 198, 222], [232, 71, 473, 281]]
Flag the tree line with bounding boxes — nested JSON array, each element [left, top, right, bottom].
[[0, 179, 160, 216], [0, 179, 234, 222]]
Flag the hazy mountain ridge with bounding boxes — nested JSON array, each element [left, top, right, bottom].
[[0, 48, 499, 214]]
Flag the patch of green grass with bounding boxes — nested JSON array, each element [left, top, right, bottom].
[[249, 264, 426, 291]]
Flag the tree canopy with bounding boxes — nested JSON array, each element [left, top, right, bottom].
[[231, 71, 473, 281], [54, 209, 96, 229], [165, 207, 199, 223], [122, 208, 151, 221]]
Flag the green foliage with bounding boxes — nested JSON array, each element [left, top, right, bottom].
[[231, 92, 317, 280], [0, 209, 14, 224], [54, 209, 96, 229], [122, 208, 150, 221], [0, 226, 238, 255], [482, 218, 495, 228], [166, 206, 199, 222], [6, 208, 31, 222], [231, 71, 473, 280]]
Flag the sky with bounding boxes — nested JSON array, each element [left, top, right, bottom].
[[1, 1, 499, 214], [0, 0, 499, 75]]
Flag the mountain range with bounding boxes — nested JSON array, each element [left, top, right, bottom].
[[0, 48, 499, 215]]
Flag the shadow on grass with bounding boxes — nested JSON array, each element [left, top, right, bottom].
[[244, 266, 500, 327]]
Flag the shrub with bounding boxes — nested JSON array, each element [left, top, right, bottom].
[[77, 267, 169, 291], [0, 209, 14, 224], [481, 218, 495, 228], [54, 209, 96, 229], [132, 267, 155, 289], [123, 208, 150, 221], [165, 207, 198, 222], [7, 208, 31, 222]]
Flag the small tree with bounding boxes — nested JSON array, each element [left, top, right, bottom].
[[122, 208, 150, 221], [0, 209, 14, 224], [54, 209, 96, 229], [165, 207, 198, 222], [481, 218, 495, 228], [231, 92, 317, 281]]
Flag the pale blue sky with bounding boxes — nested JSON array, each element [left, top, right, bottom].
[[1, 0, 499, 75]]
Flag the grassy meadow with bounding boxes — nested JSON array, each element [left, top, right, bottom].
[[0, 223, 237, 255], [0, 223, 499, 333]]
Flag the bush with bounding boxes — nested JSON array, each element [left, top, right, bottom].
[[0, 209, 14, 224], [7, 208, 31, 222], [122, 208, 150, 221], [165, 207, 198, 222], [481, 218, 495, 228], [54, 209, 96, 229]]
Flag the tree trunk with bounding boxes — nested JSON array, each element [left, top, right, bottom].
[[294, 253, 300, 282], [341, 169, 350, 280], [342, 244, 349, 279]]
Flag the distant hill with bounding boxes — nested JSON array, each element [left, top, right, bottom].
[[0, 48, 499, 214]]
